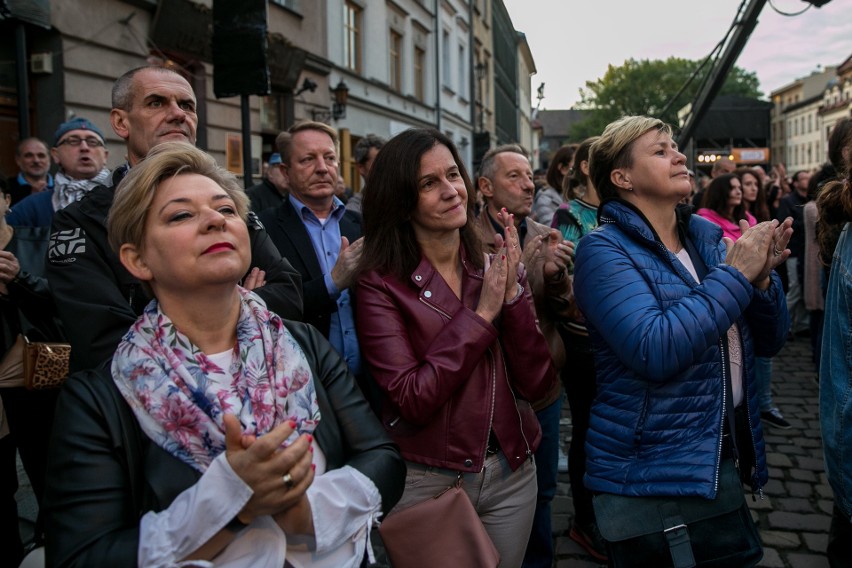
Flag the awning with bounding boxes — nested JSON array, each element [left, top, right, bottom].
[[0, 0, 51, 29]]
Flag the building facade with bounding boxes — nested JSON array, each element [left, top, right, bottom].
[[770, 65, 839, 172], [1, 0, 535, 186]]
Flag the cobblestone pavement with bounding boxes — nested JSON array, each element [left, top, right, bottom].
[[553, 336, 832, 567], [14, 336, 831, 567]]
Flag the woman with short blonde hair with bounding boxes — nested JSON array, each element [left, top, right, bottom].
[[574, 115, 792, 566], [45, 142, 404, 567]]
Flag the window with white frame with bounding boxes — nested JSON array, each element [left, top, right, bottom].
[[458, 42, 467, 99], [442, 30, 451, 89], [414, 47, 425, 101], [390, 30, 402, 92], [344, 1, 362, 73]]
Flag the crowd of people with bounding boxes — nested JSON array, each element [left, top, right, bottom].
[[0, 63, 850, 568]]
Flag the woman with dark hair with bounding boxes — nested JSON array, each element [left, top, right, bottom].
[[573, 116, 791, 566], [736, 166, 791, 429], [552, 137, 600, 242], [356, 128, 556, 567], [532, 144, 576, 223], [738, 167, 770, 223], [44, 143, 405, 567], [549, 136, 607, 561], [816, 143, 852, 567], [696, 173, 756, 240]]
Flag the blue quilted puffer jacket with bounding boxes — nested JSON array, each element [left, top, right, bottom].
[[573, 200, 789, 499]]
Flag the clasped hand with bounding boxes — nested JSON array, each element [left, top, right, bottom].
[[224, 414, 315, 535], [723, 217, 793, 288]]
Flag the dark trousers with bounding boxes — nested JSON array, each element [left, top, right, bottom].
[[522, 398, 562, 568], [0, 432, 24, 567], [828, 505, 852, 568], [0, 387, 59, 542], [809, 309, 824, 371], [562, 333, 597, 526]]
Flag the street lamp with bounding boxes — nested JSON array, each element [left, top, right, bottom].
[[311, 79, 350, 122]]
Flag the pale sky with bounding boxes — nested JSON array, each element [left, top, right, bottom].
[[502, 0, 852, 109]]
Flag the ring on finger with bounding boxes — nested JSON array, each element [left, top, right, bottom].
[[282, 472, 295, 489], [773, 246, 782, 256]]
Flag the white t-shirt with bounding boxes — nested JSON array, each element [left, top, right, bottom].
[[675, 248, 744, 408]]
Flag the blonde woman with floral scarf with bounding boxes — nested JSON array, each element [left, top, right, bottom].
[[43, 142, 404, 568]]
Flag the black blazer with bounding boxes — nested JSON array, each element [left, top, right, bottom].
[[43, 319, 405, 567], [259, 200, 362, 338]]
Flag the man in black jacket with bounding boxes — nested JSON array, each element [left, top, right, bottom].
[[46, 66, 303, 373], [258, 122, 362, 370], [246, 152, 288, 213]]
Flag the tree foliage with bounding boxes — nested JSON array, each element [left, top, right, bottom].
[[570, 57, 762, 140]]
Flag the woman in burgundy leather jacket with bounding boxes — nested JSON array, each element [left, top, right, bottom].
[[356, 129, 557, 567]]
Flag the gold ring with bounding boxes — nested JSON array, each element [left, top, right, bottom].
[[282, 472, 295, 489]]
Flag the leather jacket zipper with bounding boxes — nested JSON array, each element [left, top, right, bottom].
[[497, 347, 533, 460], [484, 348, 498, 463], [420, 294, 501, 468], [418, 297, 452, 319]]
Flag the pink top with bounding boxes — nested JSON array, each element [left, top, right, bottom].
[[696, 208, 757, 241]]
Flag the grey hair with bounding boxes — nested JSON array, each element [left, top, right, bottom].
[[354, 134, 386, 164], [478, 144, 529, 181], [112, 66, 186, 110]]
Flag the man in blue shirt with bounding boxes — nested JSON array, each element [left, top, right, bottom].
[[259, 121, 363, 376]]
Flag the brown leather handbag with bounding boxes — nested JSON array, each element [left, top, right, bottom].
[[379, 475, 499, 568], [23, 336, 71, 390]]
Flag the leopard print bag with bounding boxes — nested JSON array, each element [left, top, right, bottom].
[[23, 338, 71, 390]]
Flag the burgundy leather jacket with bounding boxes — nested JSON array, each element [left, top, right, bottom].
[[356, 246, 557, 473]]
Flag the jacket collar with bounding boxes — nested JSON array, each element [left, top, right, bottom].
[[408, 244, 482, 315], [600, 199, 720, 247], [599, 199, 724, 283]]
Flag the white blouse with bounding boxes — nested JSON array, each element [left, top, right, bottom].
[[136, 349, 382, 567]]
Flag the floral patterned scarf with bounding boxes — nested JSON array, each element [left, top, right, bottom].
[[112, 287, 320, 472]]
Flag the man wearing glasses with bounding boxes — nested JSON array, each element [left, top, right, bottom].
[[6, 118, 110, 227]]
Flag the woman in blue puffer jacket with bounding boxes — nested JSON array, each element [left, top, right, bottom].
[[573, 116, 792, 567]]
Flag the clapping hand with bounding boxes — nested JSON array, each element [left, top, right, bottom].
[[331, 236, 364, 291], [224, 415, 315, 527], [723, 218, 792, 289], [477, 250, 509, 323], [495, 208, 521, 301]]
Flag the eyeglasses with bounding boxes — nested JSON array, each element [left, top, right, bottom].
[[56, 136, 104, 148]]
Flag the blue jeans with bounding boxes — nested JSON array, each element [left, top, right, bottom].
[[754, 356, 774, 412], [522, 398, 561, 568]]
